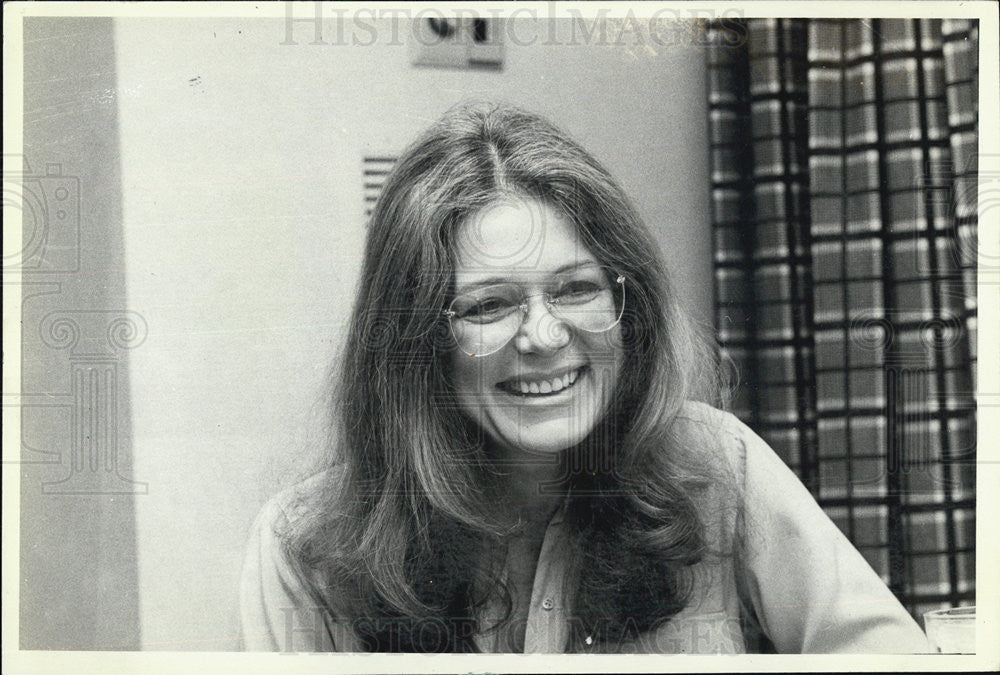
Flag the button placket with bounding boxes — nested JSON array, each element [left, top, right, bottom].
[[523, 517, 574, 652]]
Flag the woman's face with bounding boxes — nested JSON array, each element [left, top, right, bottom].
[[448, 196, 623, 459]]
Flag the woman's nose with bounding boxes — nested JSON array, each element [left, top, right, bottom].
[[513, 295, 570, 354]]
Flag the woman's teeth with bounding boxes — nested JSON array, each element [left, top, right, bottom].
[[502, 368, 582, 396]]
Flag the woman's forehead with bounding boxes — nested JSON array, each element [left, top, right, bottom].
[[452, 196, 598, 280]]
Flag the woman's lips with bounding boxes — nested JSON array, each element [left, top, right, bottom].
[[496, 365, 587, 397]]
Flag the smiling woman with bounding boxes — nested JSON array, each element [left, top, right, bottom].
[[448, 201, 625, 458], [239, 102, 931, 654]]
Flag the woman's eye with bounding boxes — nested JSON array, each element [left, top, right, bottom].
[[458, 297, 515, 321], [475, 298, 507, 314], [554, 280, 602, 304]]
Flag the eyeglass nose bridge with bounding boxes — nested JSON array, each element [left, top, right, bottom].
[[514, 291, 562, 324], [510, 291, 576, 357]]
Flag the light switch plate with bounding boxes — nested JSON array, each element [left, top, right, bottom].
[[410, 18, 504, 69]]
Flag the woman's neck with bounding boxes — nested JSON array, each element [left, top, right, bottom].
[[488, 445, 568, 533]]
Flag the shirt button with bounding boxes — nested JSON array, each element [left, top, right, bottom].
[[541, 597, 554, 610]]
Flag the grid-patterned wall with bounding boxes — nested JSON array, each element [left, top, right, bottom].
[[708, 18, 977, 619]]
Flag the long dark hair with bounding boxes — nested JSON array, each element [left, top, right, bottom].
[[283, 102, 730, 652]]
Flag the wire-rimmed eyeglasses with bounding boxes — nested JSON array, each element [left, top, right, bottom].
[[443, 264, 625, 357]]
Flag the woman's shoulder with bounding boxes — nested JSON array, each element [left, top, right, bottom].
[[671, 400, 753, 474], [241, 470, 342, 650], [243, 469, 340, 601], [658, 402, 751, 551], [674, 400, 749, 436], [251, 469, 340, 539]]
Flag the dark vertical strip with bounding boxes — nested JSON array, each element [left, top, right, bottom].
[[734, 20, 762, 433], [913, 19, 960, 606], [870, 19, 907, 600], [20, 18, 141, 649], [837, 19, 858, 542], [776, 20, 818, 492], [707, 26, 725, 384]]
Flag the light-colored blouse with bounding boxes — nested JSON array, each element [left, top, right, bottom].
[[239, 402, 930, 653]]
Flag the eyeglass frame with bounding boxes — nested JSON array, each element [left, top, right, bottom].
[[441, 266, 626, 358]]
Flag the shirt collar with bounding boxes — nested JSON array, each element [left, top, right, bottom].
[[548, 486, 573, 527]]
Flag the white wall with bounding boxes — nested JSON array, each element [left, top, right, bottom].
[[114, 17, 711, 649]]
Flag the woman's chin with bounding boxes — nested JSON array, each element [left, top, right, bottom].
[[487, 419, 590, 458]]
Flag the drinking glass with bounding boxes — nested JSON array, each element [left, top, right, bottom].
[[923, 606, 975, 654]]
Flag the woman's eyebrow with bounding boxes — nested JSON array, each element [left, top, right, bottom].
[[453, 276, 509, 295], [452, 262, 596, 295]]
